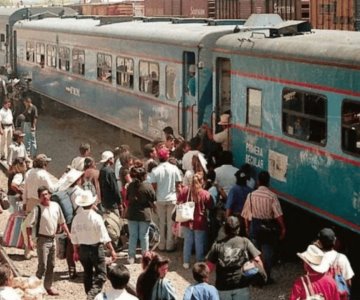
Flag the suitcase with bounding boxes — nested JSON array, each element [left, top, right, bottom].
[[3, 213, 25, 249]]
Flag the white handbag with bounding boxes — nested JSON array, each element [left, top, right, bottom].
[[175, 190, 195, 223]]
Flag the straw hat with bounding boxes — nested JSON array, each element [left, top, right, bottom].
[[297, 245, 330, 273], [35, 154, 52, 162], [75, 190, 96, 207], [218, 114, 231, 125], [100, 151, 114, 163], [58, 169, 83, 191]]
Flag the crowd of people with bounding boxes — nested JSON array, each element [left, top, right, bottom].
[[0, 114, 356, 300]]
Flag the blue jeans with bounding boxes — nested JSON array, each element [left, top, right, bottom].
[[23, 122, 37, 157], [128, 220, 150, 258], [218, 287, 249, 300], [182, 226, 207, 264]]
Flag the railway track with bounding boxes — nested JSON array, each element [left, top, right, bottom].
[[0, 245, 21, 277]]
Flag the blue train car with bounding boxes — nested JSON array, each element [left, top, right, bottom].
[[14, 17, 242, 141], [212, 17, 360, 233]]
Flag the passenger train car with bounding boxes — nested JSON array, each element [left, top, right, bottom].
[[2, 11, 360, 235]]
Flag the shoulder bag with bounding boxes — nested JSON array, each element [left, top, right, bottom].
[[175, 189, 195, 223]]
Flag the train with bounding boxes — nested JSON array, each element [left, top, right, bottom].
[[0, 9, 359, 237]]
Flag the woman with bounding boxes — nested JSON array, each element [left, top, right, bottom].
[[7, 157, 26, 213], [177, 173, 213, 269], [126, 166, 156, 264], [182, 154, 207, 187], [136, 254, 176, 300]]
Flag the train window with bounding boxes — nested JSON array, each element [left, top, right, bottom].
[[26, 41, 35, 62], [139, 61, 159, 97], [0, 34, 5, 51], [97, 53, 112, 83], [282, 89, 327, 145], [342, 100, 360, 156], [116, 57, 133, 89], [36, 43, 45, 68], [72, 49, 85, 76], [46, 45, 57, 68], [59, 47, 70, 72], [216, 58, 231, 114], [247, 88, 262, 128], [166, 65, 176, 101]]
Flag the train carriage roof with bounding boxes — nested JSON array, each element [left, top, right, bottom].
[[214, 29, 360, 65], [14, 17, 239, 47]]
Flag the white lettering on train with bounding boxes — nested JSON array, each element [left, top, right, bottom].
[[65, 86, 80, 97]]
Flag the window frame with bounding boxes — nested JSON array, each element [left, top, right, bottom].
[[341, 99, 360, 156], [26, 41, 35, 62], [46, 44, 57, 68], [97, 52, 112, 83], [246, 87, 262, 128], [116, 56, 134, 89], [72, 48, 85, 76], [165, 65, 177, 101], [282, 88, 327, 146], [138, 60, 159, 97], [36, 42, 45, 67], [58, 46, 70, 72]]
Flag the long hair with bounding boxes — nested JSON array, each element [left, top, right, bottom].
[[190, 172, 204, 201]]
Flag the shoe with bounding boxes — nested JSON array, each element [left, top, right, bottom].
[[24, 248, 32, 260], [166, 248, 176, 253], [69, 267, 77, 280], [127, 257, 135, 264], [183, 263, 190, 269], [46, 288, 60, 296]]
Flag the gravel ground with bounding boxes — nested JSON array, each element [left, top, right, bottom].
[[0, 100, 304, 300]]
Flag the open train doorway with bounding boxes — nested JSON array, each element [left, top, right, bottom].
[[214, 57, 231, 149], [181, 51, 196, 140]]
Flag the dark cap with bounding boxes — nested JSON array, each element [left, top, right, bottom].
[[318, 228, 336, 249]]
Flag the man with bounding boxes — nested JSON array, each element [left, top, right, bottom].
[[316, 228, 354, 288], [99, 151, 123, 216], [0, 99, 14, 161], [290, 244, 340, 300], [241, 170, 286, 282], [182, 136, 203, 172], [71, 190, 117, 300], [71, 143, 91, 171], [203, 113, 231, 151], [7, 130, 28, 166], [26, 186, 71, 296], [94, 264, 138, 300], [149, 147, 182, 252], [214, 151, 238, 196], [23, 97, 38, 157], [22, 153, 58, 259], [206, 216, 263, 300]]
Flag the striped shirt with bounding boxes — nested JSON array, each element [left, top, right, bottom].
[[241, 186, 283, 220]]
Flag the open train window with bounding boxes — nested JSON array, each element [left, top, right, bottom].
[[139, 61, 159, 97], [116, 56, 133, 89], [46, 45, 57, 68], [26, 41, 35, 62], [59, 47, 70, 72], [97, 53, 112, 83], [72, 49, 85, 76], [282, 88, 327, 146], [36, 43, 45, 67], [342, 100, 360, 156], [247, 88, 262, 128], [0, 34, 5, 51], [166, 65, 176, 101]]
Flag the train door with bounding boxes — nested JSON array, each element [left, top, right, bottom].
[[214, 57, 231, 146], [180, 51, 196, 140]]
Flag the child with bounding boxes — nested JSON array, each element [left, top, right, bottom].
[[0, 264, 21, 300], [183, 262, 219, 300]]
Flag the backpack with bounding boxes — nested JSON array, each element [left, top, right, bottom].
[[50, 190, 75, 225], [329, 253, 350, 299], [103, 211, 123, 245], [300, 275, 325, 300], [149, 222, 160, 250]]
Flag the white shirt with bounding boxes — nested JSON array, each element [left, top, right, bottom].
[[0, 107, 13, 125], [182, 150, 201, 171], [7, 142, 28, 165], [27, 202, 65, 236], [71, 209, 111, 245], [11, 173, 24, 186], [0, 286, 21, 300], [213, 128, 230, 151], [324, 250, 355, 281], [23, 168, 58, 204], [94, 287, 138, 300], [71, 156, 86, 171], [215, 164, 239, 195]]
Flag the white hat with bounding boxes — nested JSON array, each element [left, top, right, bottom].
[[218, 114, 231, 125], [100, 151, 114, 163], [197, 153, 208, 173], [75, 190, 96, 207], [57, 169, 83, 191], [297, 245, 330, 274]]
